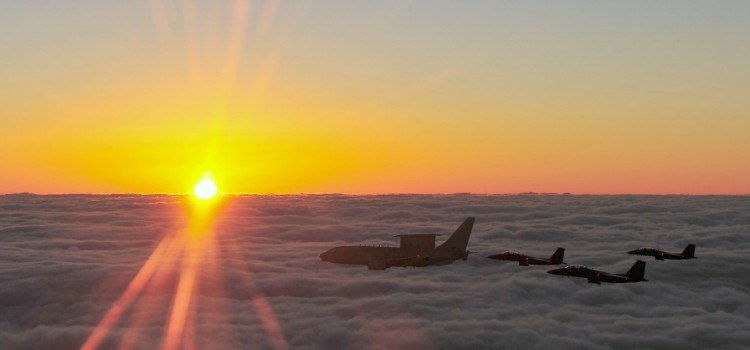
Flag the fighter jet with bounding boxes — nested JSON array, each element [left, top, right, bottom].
[[487, 248, 565, 266], [319, 217, 474, 270], [627, 244, 696, 260], [547, 260, 647, 284]]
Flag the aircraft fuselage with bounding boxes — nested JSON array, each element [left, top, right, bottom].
[[320, 246, 426, 266], [627, 248, 691, 260], [487, 248, 565, 266], [487, 253, 555, 266], [547, 262, 647, 284], [319, 245, 468, 269], [319, 217, 475, 270]]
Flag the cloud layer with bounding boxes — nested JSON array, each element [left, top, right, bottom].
[[1, 194, 749, 349]]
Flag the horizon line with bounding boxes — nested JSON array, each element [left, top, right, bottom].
[[2, 191, 750, 197]]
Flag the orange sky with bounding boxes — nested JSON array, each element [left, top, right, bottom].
[[2, 1, 749, 194]]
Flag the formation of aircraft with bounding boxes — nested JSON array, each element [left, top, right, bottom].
[[319, 217, 474, 270], [487, 248, 565, 266], [627, 244, 696, 260], [547, 260, 647, 284], [319, 218, 696, 284]]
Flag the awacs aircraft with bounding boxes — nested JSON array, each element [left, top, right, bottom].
[[627, 244, 696, 260], [319, 217, 474, 270], [487, 248, 565, 266], [547, 260, 647, 284]]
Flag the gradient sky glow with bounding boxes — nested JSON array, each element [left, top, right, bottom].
[[2, 1, 749, 194]]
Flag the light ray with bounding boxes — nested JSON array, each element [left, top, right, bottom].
[[252, 294, 289, 350], [116, 232, 186, 348], [208, 203, 289, 349], [80, 233, 177, 350], [162, 258, 197, 350], [161, 202, 216, 349], [81, 0, 299, 346]]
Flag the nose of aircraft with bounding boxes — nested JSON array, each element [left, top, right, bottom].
[[319, 252, 328, 261], [626, 249, 639, 255], [547, 268, 564, 275]]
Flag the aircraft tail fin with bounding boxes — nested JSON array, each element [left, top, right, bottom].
[[626, 260, 647, 281], [682, 244, 696, 258], [549, 248, 565, 264], [434, 217, 474, 256]]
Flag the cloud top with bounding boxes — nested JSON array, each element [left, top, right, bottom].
[[1, 194, 749, 349]]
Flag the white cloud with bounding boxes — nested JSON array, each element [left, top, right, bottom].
[[1, 194, 749, 349]]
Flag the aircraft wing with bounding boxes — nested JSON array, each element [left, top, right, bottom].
[[364, 255, 432, 269], [366, 260, 389, 270], [368, 250, 467, 269], [383, 255, 433, 268]]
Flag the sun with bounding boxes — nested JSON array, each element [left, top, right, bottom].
[[193, 179, 218, 200]]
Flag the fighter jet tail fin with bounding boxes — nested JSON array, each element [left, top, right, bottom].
[[626, 260, 647, 281], [682, 244, 696, 258], [434, 217, 474, 256], [549, 248, 565, 264]]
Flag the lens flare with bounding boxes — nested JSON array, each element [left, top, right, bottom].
[[194, 179, 217, 199]]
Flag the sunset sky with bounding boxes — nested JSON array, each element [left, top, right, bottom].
[[2, 1, 749, 194]]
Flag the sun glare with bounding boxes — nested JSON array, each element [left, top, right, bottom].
[[194, 179, 218, 200]]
